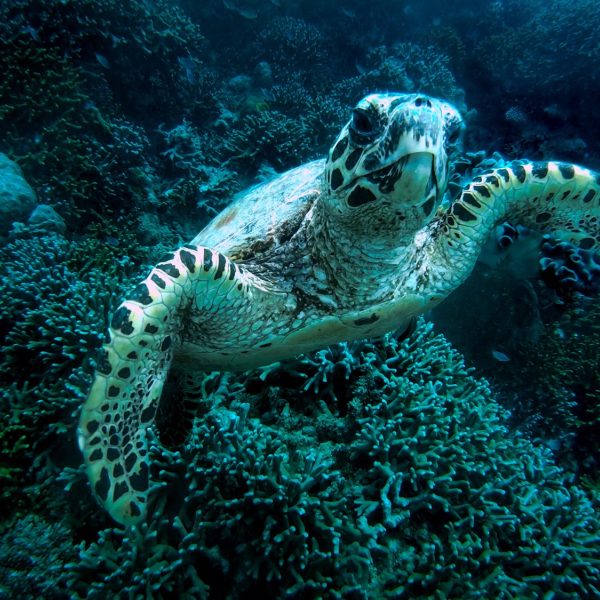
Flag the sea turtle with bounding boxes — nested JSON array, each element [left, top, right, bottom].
[[79, 92, 600, 525]]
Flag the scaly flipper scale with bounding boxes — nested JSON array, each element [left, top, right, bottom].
[[78, 245, 284, 524], [431, 160, 600, 292]]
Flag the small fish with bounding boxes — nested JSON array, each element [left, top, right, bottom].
[[95, 53, 110, 69], [491, 349, 511, 362]]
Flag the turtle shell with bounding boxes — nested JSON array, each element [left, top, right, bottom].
[[192, 160, 325, 259]]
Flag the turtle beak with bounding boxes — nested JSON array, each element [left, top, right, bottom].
[[384, 152, 439, 208], [397, 153, 434, 200]]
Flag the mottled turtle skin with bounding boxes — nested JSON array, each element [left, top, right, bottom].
[[79, 93, 600, 524]]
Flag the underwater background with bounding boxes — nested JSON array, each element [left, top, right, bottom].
[[0, 0, 599, 597]]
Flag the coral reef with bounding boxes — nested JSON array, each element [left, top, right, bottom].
[[332, 43, 466, 116], [0, 234, 139, 514], [0, 0, 214, 232], [66, 322, 600, 598], [0, 0, 209, 123], [0, 514, 74, 599], [476, 0, 600, 97], [469, 0, 600, 160], [222, 110, 316, 173], [156, 120, 239, 219], [496, 301, 600, 479], [540, 237, 600, 302], [256, 17, 330, 87]]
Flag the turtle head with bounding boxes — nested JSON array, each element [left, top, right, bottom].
[[324, 93, 463, 240]]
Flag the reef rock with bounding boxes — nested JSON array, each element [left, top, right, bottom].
[[0, 153, 36, 235]]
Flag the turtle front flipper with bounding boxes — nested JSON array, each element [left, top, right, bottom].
[[78, 245, 278, 524], [433, 160, 600, 291]]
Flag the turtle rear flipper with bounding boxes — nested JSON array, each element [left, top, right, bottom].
[[78, 246, 272, 524]]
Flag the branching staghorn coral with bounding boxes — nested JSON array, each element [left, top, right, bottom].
[[67, 408, 372, 598], [222, 110, 316, 173], [0, 514, 74, 599], [67, 321, 600, 598], [256, 16, 331, 87], [0, 234, 140, 514], [0, 0, 208, 122]]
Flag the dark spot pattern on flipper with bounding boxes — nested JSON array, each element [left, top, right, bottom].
[[124, 453, 136, 471], [111, 306, 134, 335], [473, 185, 491, 198], [86, 420, 99, 434], [157, 263, 180, 279], [106, 447, 120, 461], [140, 405, 155, 424], [228, 262, 237, 280], [214, 254, 226, 279], [583, 190, 596, 204], [151, 274, 166, 289], [512, 164, 526, 183], [532, 163, 548, 179], [330, 168, 344, 190], [462, 192, 482, 209], [452, 203, 477, 222], [497, 168, 510, 182], [129, 463, 149, 492], [559, 164, 575, 180], [96, 350, 112, 375], [203, 251, 213, 271], [108, 385, 120, 398], [129, 283, 153, 306], [113, 481, 128, 503], [179, 249, 196, 273], [89, 449, 103, 462]]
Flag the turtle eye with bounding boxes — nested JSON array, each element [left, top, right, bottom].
[[351, 109, 375, 135]]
